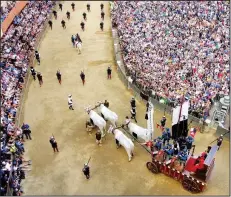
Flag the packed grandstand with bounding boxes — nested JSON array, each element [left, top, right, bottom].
[[1, 1, 55, 196], [111, 1, 229, 120], [0, 1, 230, 196]]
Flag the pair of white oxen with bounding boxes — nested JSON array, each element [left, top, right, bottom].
[[85, 101, 150, 161]]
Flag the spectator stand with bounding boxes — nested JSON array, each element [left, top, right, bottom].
[[110, 1, 230, 133], [2, 2, 58, 196], [111, 27, 205, 132]]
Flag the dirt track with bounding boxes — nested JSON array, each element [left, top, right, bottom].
[[21, 1, 229, 195]]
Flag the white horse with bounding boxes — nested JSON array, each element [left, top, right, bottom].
[[108, 125, 134, 162], [124, 118, 150, 142], [96, 101, 118, 127], [75, 41, 82, 54], [85, 107, 106, 137]]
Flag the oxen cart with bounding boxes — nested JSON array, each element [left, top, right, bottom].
[[146, 145, 218, 193], [120, 122, 219, 194]]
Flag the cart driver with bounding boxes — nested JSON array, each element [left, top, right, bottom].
[[164, 143, 174, 160], [153, 137, 162, 151], [173, 141, 180, 155], [186, 135, 194, 154], [162, 129, 170, 146], [177, 148, 188, 166]]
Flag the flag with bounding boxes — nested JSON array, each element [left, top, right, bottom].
[[172, 99, 189, 139]]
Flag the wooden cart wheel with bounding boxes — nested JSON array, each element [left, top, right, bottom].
[[146, 162, 159, 174], [190, 180, 201, 193], [182, 178, 201, 193]]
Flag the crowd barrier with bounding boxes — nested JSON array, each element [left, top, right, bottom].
[[6, 3, 57, 195], [111, 26, 230, 139]]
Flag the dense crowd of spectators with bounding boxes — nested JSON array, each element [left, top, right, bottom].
[[1, 1, 17, 23], [111, 1, 230, 119], [1, 1, 55, 195]]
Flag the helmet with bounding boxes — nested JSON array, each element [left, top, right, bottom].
[[68, 95, 72, 97], [163, 116, 166, 118], [221, 134, 223, 137]]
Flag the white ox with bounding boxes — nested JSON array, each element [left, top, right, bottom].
[[108, 125, 134, 162], [85, 107, 106, 137], [124, 118, 150, 142], [96, 102, 118, 127]]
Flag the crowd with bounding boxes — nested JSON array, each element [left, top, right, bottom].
[[111, 1, 230, 119], [1, 1, 17, 23], [1, 1, 55, 195]]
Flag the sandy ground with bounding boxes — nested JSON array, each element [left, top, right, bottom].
[[20, 1, 230, 195]]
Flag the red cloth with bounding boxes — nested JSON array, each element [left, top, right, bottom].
[[146, 141, 153, 148], [201, 152, 207, 159], [197, 158, 205, 170], [186, 157, 205, 172], [184, 157, 197, 172]]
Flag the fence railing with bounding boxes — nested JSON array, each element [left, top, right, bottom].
[[6, 4, 57, 196]]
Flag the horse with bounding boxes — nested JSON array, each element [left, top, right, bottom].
[[123, 118, 150, 142], [75, 41, 82, 54], [96, 101, 118, 127], [108, 125, 134, 162], [85, 107, 106, 137]]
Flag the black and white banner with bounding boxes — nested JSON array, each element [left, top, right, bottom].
[[171, 100, 189, 139]]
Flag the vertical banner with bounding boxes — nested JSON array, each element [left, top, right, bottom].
[[147, 101, 154, 141], [171, 100, 189, 139]]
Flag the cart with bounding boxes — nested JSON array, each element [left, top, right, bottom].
[[146, 145, 218, 193]]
